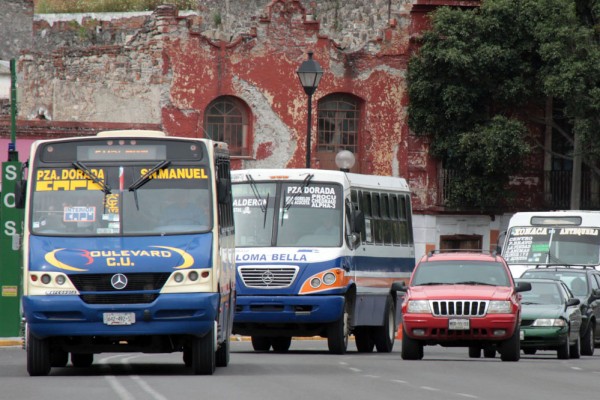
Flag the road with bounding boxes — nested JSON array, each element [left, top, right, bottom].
[[1, 339, 599, 400]]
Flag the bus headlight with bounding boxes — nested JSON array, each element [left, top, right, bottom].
[[323, 272, 336, 285], [299, 268, 347, 294], [310, 278, 322, 288], [162, 269, 212, 293], [27, 272, 78, 296]]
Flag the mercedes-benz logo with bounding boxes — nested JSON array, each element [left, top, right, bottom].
[[261, 270, 275, 285], [110, 274, 128, 290]]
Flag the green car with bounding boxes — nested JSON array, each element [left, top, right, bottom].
[[517, 278, 582, 359]]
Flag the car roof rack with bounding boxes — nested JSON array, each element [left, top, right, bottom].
[[426, 249, 500, 261], [533, 264, 594, 270]]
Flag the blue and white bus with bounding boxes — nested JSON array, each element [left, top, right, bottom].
[[231, 168, 415, 354], [18, 130, 235, 376]]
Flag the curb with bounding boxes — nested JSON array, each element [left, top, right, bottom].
[[0, 338, 22, 347]]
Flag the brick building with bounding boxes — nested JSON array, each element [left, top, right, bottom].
[[0, 0, 584, 258]]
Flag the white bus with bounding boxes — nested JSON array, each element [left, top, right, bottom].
[[231, 168, 415, 354], [18, 130, 235, 376], [501, 211, 600, 277]]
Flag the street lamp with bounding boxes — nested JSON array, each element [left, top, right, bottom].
[[297, 51, 323, 168]]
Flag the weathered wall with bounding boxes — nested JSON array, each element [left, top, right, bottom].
[[0, 0, 33, 61]]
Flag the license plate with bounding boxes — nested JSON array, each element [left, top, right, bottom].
[[448, 318, 470, 330], [103, 312, 135, 326]]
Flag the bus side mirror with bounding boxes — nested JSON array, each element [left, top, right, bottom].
[[14, 180, 27, 209], [217, 179, 231, 204], [352, 209, 364, 234]]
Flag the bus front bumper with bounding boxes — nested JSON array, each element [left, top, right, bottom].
[[22, 293, 219, 339]]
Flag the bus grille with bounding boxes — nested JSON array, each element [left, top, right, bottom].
[[430, 300, 488, 317], [80, 293, 159, 304], [239, 266, 299, 288], [69, 273, 171, 292]]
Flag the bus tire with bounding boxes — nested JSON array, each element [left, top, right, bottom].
[[71, 353, 94, 368], [50, 348, 69, 367], [354, 327, 374, 353], [251, 336, 272, 352], [27, 329, 51, 376], [373, 295, 395, 353], [216, 335, 230, 367], [328, 301, 350, 355], [192, 329, 216, 375], [272, 336, 292, 353]]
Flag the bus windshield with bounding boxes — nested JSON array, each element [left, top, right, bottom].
[[31, 164, 212, 236], [503, 226, 600, 265], [233, 180, 343, 247]]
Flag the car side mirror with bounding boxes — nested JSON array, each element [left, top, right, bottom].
[[566, 298, 580, 307], [391, 281, 408, 293], [515, 282, 531, 293]]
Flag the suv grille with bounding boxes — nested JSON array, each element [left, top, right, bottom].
[[239, 266, 299, 288], [431, 300, 488, 317]]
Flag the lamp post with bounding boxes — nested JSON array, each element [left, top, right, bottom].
[[297, 51, 323, 168]]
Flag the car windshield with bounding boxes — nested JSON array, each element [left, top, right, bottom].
[[520, 270, 589, 296], [519, 281, 563, 305], [411, 261, 511, 287]]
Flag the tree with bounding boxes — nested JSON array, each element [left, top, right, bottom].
[[407, 0, 600, 211]]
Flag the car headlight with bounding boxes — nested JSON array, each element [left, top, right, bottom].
[[487, 301, 512, 314], [532, 318, 567, 327], [407, 300, 431, 313]]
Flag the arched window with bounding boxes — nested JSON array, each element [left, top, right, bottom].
[[316, 94, 361, 171], [204, 96, 250, 157]]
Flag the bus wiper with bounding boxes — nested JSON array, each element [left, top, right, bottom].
[[284, 174, 313, 211], [246, 174, 269, 228], [128, 160, 170, 209], [73, 161, 112, 194]]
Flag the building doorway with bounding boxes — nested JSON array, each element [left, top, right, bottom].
[[440, 234, 482, 251]]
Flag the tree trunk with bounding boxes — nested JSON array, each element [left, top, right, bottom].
[[570, 130, 582, 210]]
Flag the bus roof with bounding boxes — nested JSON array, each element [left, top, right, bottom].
[[231, 168, 410, 192], [508, 211, 600, 227], [96, 130, 166, 137]]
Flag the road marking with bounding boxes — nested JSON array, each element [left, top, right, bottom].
[[131, 376, 169, 400], [420, 386, 441, 391], [392, 379, 408, 384], [349, 367, 361, 372], [456, 393, 479, 399]]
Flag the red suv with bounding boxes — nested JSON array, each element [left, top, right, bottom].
[[394, 251, 531, 361]]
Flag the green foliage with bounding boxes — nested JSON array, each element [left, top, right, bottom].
[[407, 0, 600, 211]]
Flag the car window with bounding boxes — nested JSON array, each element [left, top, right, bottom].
[[520, 281, 561, 305], [520, 270, 589, 296], [411, 261, 511, 286], [591, 274, 600, 290]]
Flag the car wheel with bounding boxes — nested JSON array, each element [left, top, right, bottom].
[[271, 336, 292, 353], [483, 348, 496, 358], [354, 327, 375, 353], [557, 339, 570, 359], [569, 335, 581, 359], [251, 336, 272, 352], [580, 323, 595, 356], [468, 346, 481, 358], [401, 327, 423, 360], [373, 295, 395, 353], [500, 330, 520, 362]]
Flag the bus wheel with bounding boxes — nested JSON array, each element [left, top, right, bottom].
[[192, 329, 216, 375], [216, 335, 230, 367], [373, 295, 395, 353], [354, 327, 374, 353], [71, 353, 94, 367], [328, 302, 349, 355], [27, 329, 51, 376], [272, 337, 292, 353], [251, 336, 272, 352], [50, 348, 69, 367]]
